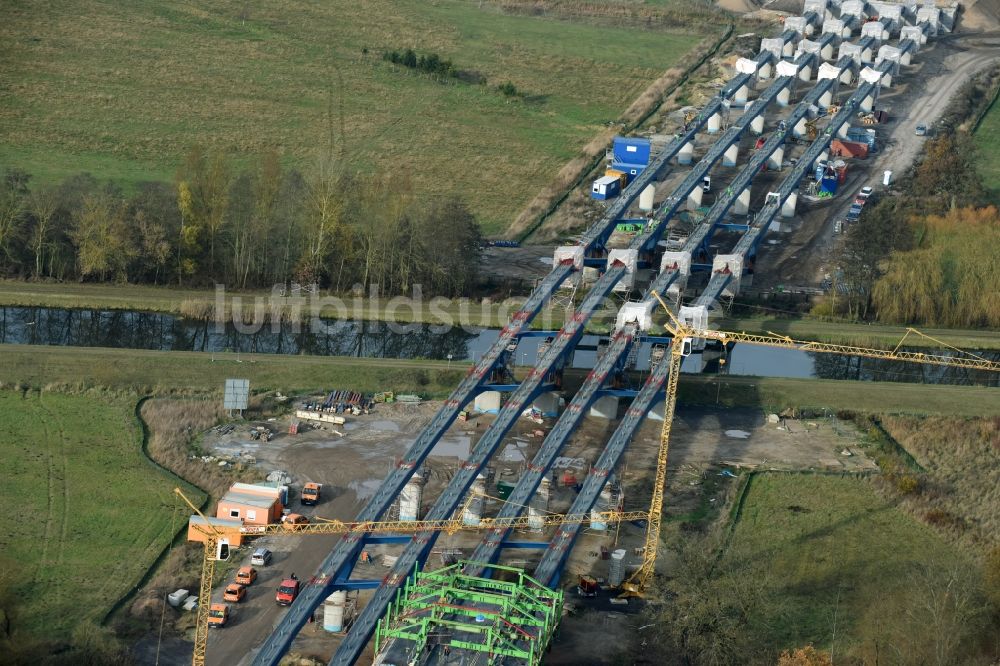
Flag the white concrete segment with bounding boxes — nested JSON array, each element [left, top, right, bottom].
[[735, 57, 759, 74], [615, 300, 655, 332], [553, 246, 585, 270], [660, 250, 692, 275], [776, 60, 800, 77]]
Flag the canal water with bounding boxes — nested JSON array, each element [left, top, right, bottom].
[[0, 306, 996, 386]]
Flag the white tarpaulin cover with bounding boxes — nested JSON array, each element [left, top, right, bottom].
[[735, 57, 759, 74], [860, 66, 884, 84], [776, 60, 800, 78]]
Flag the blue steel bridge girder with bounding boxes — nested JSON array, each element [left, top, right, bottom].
[[693, 55, 904, 309], [461, 325, 639, 580], [248, 260, 577, 666], [326, 264, 629, 666], [533, 347, 675, 587]]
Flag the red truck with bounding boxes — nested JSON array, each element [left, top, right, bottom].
[[276, 577, 300, 606]]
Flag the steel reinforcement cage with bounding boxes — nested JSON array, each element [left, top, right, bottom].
[[374, 561, 563, 665]]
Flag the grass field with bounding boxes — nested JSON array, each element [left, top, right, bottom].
[[0, 390, 205, 642], [722, 473, 961, 655], [975, 92, 1000, 195], [2, 344, 999, 415], [0, 1, 707, 234]]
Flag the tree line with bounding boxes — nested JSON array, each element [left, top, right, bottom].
[[0, 148, 482, 296], [829, 131, 998, 327]]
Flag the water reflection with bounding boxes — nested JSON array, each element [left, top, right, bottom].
[[0, 306, 996, 387]]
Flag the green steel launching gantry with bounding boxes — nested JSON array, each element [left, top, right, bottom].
[[374, 561, 563, 665]]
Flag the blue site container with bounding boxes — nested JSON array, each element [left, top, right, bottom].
[[591, 175, 621, 200], [613, 137, 651, 166], [820, 175, 839, 194], [846, 128, 876, 148], [611, 161, 646, 183]]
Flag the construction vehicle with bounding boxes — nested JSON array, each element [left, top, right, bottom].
[[616, 293, 1000, 597], [282, 513, 309, 529], [301, 482, 321, 506], [805, 118, 819, 141], [827, 104, 841, 116], [207, 603, 229, 628], [577, 575, 599, 598], [235, 566, 257, 586], [223, 583, 246, 603]]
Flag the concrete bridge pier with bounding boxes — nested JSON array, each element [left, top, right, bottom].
[[687, 186, 703, 210], [707, 112, 722, 134], [781, 192, 798, 218], [751, 113, 765, 135], [793, 117, 808, 139], [733, 188, 752, 215], [768, 146, 784, 171], [758, 62, 774, 79], [734, 84, 750, 105], [723, 142, 739, 167], [678, 141, 695, 165], [815, 149, 829, 169], [837, 122, 850, 139], [860, 93, 875, 112], [533, 392, 561, 418], [777, 86, 792, 107], [474, 391, 503, 414], [590, 396, 620, 419]]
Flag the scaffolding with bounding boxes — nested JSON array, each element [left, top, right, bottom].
[[374, 561, 562, 666]]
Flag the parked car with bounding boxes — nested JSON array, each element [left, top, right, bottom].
[[859, 186, 873, 198], [251, 548, 272, 567], [223, 583, 246, 603], [701, 175, 711, 192], [208, 603, 229, 628], [915, 124, 927, 136], [276, 577, 300, 605]]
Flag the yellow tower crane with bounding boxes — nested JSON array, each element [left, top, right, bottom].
[[173, 488, 231, 666], [619, 293, 1000, 595]]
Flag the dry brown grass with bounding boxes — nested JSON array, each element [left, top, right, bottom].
[[141, 399, 229, 497], [879, 415, 1000, 554]]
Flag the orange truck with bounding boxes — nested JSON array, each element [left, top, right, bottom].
[[301, 482, 322, 506], [208, 603, 229, 628]]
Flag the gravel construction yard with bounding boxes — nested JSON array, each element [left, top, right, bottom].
[[181, 396, 871, 665]]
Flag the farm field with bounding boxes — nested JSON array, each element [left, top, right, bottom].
[[0, 390, 204, 643], [721, 473, 969, 657], [0, 0, 708, 234]]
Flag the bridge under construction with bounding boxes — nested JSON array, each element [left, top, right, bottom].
[[220, 2, 966, 664]]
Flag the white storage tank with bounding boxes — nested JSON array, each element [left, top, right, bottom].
[[324, 590, 348, 632]]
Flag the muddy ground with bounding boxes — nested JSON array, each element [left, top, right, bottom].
[[180, 394, 871, 666]]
